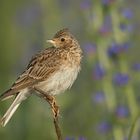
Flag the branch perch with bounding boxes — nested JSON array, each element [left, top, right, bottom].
[[34, 87, 63, 140]]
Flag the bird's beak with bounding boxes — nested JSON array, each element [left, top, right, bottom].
[[46, 39, 56, 46]]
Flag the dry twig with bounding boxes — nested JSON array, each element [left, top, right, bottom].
[[34, 87, 63, 140]]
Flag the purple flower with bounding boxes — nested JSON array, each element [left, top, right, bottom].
[[107, 43, 121, 59], [78, 137, 87, 140], [93, 64, 105, 80], [99, 24, 110, 36], [101, 0, 113, 5], [132, 63, 140, 71], [113, 73, 129, 86], [99, 15, 112, 36], [93, 91, 105, 104], [115, 106, 129, 119], [121, 42, 131, 50], [80, 0, 91, 9], [65, 137, 75, 140], [96, 121, 112, 134], [120, 23, 134, 32], [65, 137, 86, 140], [120, 23, 127, 31], [122, 8, 133, 19], [83, 43, 96, 55], [107, 42, 130, 59]]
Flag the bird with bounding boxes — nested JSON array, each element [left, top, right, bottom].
[[0, 28, 82, 127]]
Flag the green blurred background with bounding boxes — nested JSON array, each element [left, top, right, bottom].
[[0, 0, 140, 140]]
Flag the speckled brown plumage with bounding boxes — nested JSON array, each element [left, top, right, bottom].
[[0, 28, 82, 127]]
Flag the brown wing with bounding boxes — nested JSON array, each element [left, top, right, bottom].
[[12, 47, 62, 89], [0, 47, 63, 100]]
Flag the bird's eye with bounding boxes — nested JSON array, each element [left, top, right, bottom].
[[61, 38, 65, 42]]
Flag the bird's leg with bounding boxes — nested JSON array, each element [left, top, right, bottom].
[[44, 95, 60, 119], [33, 87, 62, 140], [33, 87, 59, 119]]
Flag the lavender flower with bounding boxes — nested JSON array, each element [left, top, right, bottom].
[[99, 24, 110, 36], [102, 0, 110, 5], [92, 91, 105, 104], [132, 63, 140, 71], [120, 23, 133, 32], [83, 43, 96, 56], [107, 43, 121, 59], [96, 121, 112, 134], [65, 137, 86, 140], [99, 15, 112, 36], [65, 137, 75, 140], [101, 0, 115, 5], [93, 64, 105, 80], [107, 42, 130, 60], [122, 8, 133, 19], [78, 137, 87, 140], [115, 105, 129, 119], [80, 0, 91, 10], [113, 73, 129, 86], [121, 42, 131, 50]]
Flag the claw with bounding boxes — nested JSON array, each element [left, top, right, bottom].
[[43, 95, 60, 119]]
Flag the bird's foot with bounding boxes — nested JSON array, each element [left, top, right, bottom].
[[44, 95, 60, 119], [33, 87, 60, 119]]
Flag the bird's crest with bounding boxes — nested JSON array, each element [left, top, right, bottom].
[[54, 28, 69, 38]]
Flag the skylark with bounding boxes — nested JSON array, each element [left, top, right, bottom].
[[0, 28, 82, 127]]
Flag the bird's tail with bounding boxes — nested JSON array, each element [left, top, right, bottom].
[[1, 88, 29, 127]]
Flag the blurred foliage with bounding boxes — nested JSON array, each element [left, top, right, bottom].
[[0, 0, 140, 140]]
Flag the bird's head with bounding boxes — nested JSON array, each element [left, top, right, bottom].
[[47, 28, 78, 48]]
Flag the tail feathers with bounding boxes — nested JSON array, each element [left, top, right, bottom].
[[1, 101, 20, 127], [1, 88, 29, 127], [0, 89, 17, 101]]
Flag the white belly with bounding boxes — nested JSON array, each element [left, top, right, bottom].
[[35, 65, 80, 95]]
